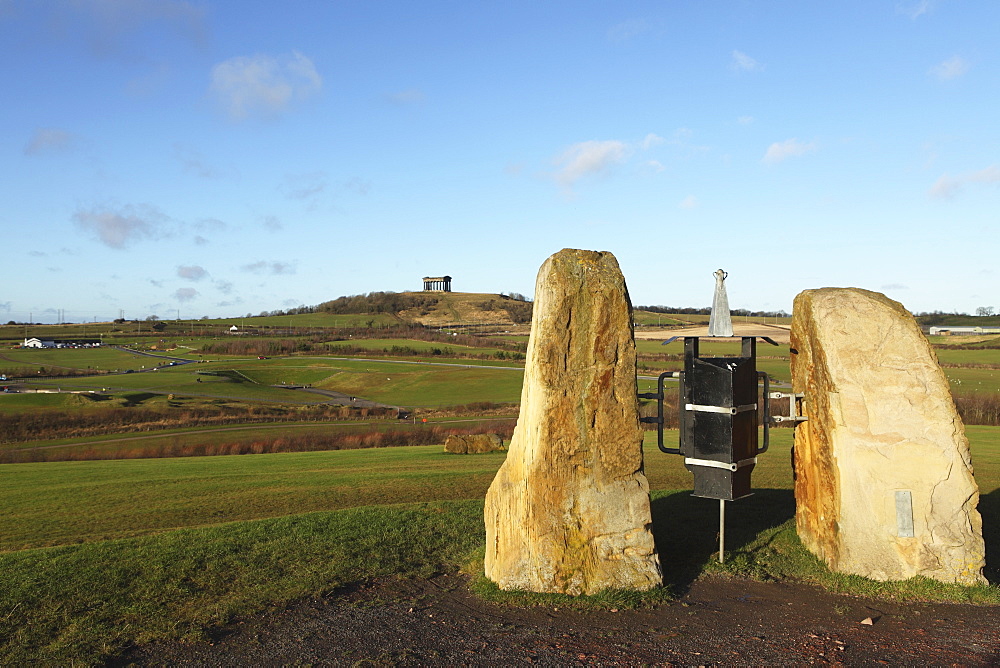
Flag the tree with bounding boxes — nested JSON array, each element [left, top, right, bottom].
[[976, 306, 995, 317], [146, 315, 159, 321]]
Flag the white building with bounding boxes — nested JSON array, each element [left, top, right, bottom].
[[23, 337, 56, 348], [929, 326, 1000, 336]]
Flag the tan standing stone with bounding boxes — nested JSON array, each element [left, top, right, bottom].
[[483, 249, 662, 595], [791, 288, 985, 584]]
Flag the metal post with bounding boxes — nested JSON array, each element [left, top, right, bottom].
[[719, 499, 726, 564]]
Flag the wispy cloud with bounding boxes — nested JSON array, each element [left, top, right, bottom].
[[174, 287, 199, 302], [929, 165, 1000, 199], [385, 89, 425, 105], [607, 19, 648, 44], [737, 115, 755, 125], [261, 215, 283, 232], [52, 0, 207, 59], [929, 55, 969, 81], [177, 265, 208, 281], [679, 195, 699, 210], [73, 203, 169, 249], [897, 0, 932, 20], [283, 171, 328, 201], [640, 133, 664, 150], [210, 51, 322, 121], [24, 128, 75, 155], [344, 176, 371, 195], [241, 260, 296, 275], [174, 143, 221, 178], [553, 140, 629, 188], [762, 138, 817, 164], [881, 283, 909, 290], [732, 50, 763, 73]]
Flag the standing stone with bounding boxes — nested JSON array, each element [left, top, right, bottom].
[[484, 249, 662, 595], [791, 288, 986, 585]]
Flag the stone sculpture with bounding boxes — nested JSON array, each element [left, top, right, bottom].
[[483, 248, 662, 595], [791, 288, 986, 585]]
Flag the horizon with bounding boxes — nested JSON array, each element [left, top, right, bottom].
[[3, 1, 998, 324]]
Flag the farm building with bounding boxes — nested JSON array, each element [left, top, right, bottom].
[[929, 326, 1000, 336], [22, 338, 55, 348]]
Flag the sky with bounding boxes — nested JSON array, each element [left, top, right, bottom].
[[2, 0, 998, 324]]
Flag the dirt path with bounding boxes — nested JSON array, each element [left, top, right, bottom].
[[114, 573, 1000, 665]]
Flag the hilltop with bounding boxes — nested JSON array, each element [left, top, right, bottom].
[[395, 292, 532, 327]]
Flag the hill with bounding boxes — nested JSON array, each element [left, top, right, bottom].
[[395, 292, 532, 327]]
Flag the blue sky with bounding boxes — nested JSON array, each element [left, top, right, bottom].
[[2, 0, 997, 323]]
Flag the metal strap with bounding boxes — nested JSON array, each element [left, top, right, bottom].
[[684, 457, 757, 472], [685, 403, 757, 415]]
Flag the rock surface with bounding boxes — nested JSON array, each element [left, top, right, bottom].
[[791, 288, 985, 585], [443, 433, 505, 454], [484, 249, 662, 595]]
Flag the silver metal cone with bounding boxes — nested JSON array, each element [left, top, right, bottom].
[[708, 269, 734, 337]]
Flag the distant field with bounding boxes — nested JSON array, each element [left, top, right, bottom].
[[0, 347, 153, 373], [16, 357, 526, 408]]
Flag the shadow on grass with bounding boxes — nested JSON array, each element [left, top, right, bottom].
[[120, 392, 159, 407], [650, 488, 795, 595], [979, 488, 999, 585]]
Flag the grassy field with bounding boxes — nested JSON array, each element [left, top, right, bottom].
[[8, 426, 1000, 553], [2, 426, 999, 662]]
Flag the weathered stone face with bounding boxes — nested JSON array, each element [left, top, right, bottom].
[[791, 288, 985, 585], [443, 433, 504, 454], [483, 249, 662, 595]]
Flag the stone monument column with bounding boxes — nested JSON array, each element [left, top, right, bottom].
[[791, 288, 986, 585], [484, 248, 662, 595]]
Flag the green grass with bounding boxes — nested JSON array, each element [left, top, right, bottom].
[[0, 346, 153, 373], [0, 501, 485, 664], [2, 427, 999, 663], [17, 357, 526, 407]]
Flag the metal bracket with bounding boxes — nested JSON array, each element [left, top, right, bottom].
[[638, 371, 682, 454], [685, 456, 757, 472], [769, 391, 808, 424]]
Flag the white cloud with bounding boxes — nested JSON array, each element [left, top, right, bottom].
[[640, 133, 664, 150], [55, 0, 207, 59], [737, 116, 755, 125], [24, 128, 75, 155], [386, 89, 425, 105], [73, 203, 168, 248], [644, 160, 665, 173], [881, 283, 909, 290], [177, 265, 208, 281], [897, 0, 932, 20], [762, 138, 817, 164], [929, 55, 969, 81], [174, 287, 199, 302], [732, 50, 763, 72], [608, 19, 648, 43], [283, 171, 328, 201], [344, 176, 371, 195], [241, 260, 296, 275], [679, 195, 699, 209], [929, 165, 1000, 199], [174, 143, 221, 178], [553, 140, 629, 188], [210, 51, 322, 120]]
